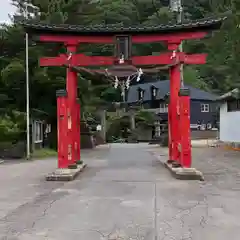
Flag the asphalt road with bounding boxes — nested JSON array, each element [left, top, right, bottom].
[[0, 143, 240, 240]]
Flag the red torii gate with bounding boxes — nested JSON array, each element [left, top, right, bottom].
[[22, 17, 224, 177]]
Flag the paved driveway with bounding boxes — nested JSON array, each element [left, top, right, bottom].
[[0, 144, 240, 239]]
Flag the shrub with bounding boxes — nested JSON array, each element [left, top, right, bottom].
[[0, 113, 24, 143]]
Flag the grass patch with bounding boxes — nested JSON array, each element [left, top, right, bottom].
[[32, 148, 57, 159]]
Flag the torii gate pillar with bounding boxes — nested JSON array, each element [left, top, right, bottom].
[[169, 63, 181, 164], [65, 45, 80, 168]]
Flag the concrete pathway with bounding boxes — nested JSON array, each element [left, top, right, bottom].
[[0, 144, 240, 240]]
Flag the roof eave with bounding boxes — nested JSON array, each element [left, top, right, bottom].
[[191, 98, 216, 101], [21, 16, 227, 36]]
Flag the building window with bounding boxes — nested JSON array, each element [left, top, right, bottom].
[[45, 124, 51, 134], [159, 103, 168, 113], [152, 88, 157, 97], [227, 99, 240, 112], [151, 86, 158, 100], [34, 121, 43, 143], [138, 89, 144, 101], [201, 104, 209, 112]]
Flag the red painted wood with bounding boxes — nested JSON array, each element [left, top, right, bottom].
[[57, 94, 68, 168], [132, 54, 173, 65], [168, 101, 172, 161], [132, 53, 206, 65], [76, 102, 80, 162], [169, 64, 181, 163], [179, 93, 192, 168], [38, 31, 207, 44], [66, 45, 78, 166], [72, 101, 80, 163], [40, 54, 114, 66], [132, 32, 208, 43], [167, 43, 180, 50], [40, 53, 206, 67], [39, 35, 113, 44], [73, 54, 115, 66]]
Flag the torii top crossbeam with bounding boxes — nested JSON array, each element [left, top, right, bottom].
[[22, 16, 225, 70]]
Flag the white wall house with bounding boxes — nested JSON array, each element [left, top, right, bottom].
[[219, 88, 240, 144]]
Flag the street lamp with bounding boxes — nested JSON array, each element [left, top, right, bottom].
[[23, 3, 39, 159]]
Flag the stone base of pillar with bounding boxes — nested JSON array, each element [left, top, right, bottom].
[[164, 162, 204, 181], [164, 163, 204, 181], [151, 152, 204, 181], [45, 163, 87, 181]]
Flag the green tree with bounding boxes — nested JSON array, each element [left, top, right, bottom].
[[0, 0, 239, 148]]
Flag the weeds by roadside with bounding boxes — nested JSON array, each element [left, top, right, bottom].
[[32, 148, 57, 159]]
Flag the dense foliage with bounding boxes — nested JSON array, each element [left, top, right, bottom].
[[0, 0, 239, 144]]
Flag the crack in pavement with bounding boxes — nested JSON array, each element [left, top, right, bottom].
[[0, 191, 67, 238], [2, 146, 240, 239], [31, 198, 59, 229], [158, 198, 208, 240]]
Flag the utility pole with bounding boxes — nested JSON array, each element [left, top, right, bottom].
[[24, 3, 30, 160], [23, 3, 39, 160], [170, 0, 184, 86]]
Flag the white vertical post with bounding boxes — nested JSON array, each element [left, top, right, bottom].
[[26, 31, 30, 159], [23, 4, 30, 159], [24, 3, 39, 159]]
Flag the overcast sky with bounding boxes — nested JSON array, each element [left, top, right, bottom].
[[0, 0, 16, 23]]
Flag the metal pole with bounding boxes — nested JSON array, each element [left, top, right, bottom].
[[23, 5, 41, 160], [24, 4, 30, 160], [24, 2, 39, 159], [26, 32, 30, 159]]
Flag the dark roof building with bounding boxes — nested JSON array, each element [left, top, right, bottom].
[[127, 80, 218, 103]]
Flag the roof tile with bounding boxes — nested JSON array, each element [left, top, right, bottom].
[[127, 80, 218, 103], [21, 16, 226, 36]]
